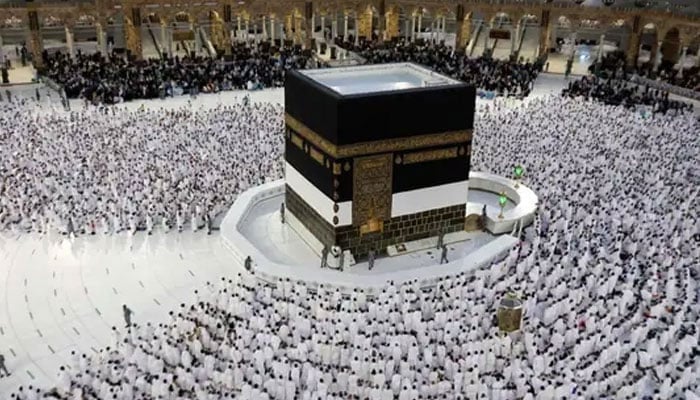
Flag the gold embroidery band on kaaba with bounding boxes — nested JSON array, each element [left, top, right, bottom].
[[285, 113, 472, 159], [290, 132, 304, 150], [402, 147, 458, 164]]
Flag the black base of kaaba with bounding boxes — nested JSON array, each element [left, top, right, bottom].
[[286, 185, 465, 261]]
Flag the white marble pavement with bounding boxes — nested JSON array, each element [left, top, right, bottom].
[[0, 230, 239, 394]]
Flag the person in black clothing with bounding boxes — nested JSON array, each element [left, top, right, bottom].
[[0, 353, 9, 377]]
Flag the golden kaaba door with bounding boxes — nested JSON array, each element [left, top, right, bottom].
[[352, 154, 393, 232]]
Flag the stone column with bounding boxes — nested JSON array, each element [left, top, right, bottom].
[[411, 15, 416, 41], [510, 22, 519, 56], [168, 27, 173, 55], [538, 10, 551, 59], [648, 40, 658, 68], [160, 21, 168, 56], [262, 16, 268, 40], [298, 14, 306, 46], [357, 9, 372, 39], [271, 16, 276, 43], [97, 23, 108, 56], [304, 2, 312, 49], [482, 21, 490, 55], [245, 19, 250, 42], [597, 33, 605, 63], [237, 16, 242, 41], [344, 15, 349, 41], [25, 9, 44, 69], [626, 33, 640, 66], [385, 9, 399, 40], [320, 15, 325, 38], [194, 23, 202, 54], [404, 18, 410, 40], [568, 31, 577, 60], [311, 13, 315, 37], [441, 16, 446, 42], [285, 15, 293, 41], [331, 14, 338, 39], [125, 8, 143, 60], [654, 40, 662, 69], [0, 34, 4, 65], [354, 13, 359, 45], [626, 15, 641, 68], [65, 25, 75, 60], [96, 23, 103, 53], [678, 46, 687, 77], [454, 5, 467, 51], [417, 13, 422, 37]]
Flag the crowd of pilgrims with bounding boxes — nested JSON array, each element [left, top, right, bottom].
[[40, 38, 542, 104], [339, 38, 542, 97], [6, 90, 700, 399], [561, 75, 694, 114], [592, 51, 700, 93], [42, 42, 313, 104], [0, 97, 284, 234]]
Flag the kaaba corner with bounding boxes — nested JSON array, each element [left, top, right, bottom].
[[283, 63, 476, 260]]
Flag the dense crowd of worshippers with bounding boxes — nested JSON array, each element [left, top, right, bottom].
[[562, 75, 694, 114], [338, 38, 542, 97], [592, 51, 700, 92], [39, 37, 542, 104], [5, 91, 700, 399], [42, 43, 313, 104], [0, 96, 284, 235]]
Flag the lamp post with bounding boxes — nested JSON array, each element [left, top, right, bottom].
[[513, 165, 524, 188], [498, 192, 507, 219]]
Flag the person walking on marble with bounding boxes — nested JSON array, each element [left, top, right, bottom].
[[439, 245, 448, 264], [321, 246, 329, 269], [122, 304, 134, 328], [368, 249, 376, 270], [0, 352, 10, 377], [436, 230, 445, 249]]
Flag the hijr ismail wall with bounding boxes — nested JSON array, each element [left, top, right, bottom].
[[283, 67, 476, 260]]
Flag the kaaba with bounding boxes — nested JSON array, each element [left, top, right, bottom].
[[284, 63, 475, 260]]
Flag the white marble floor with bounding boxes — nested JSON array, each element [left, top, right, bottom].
[[0, 230, 239, 394], [0, 45, 37, 84]]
